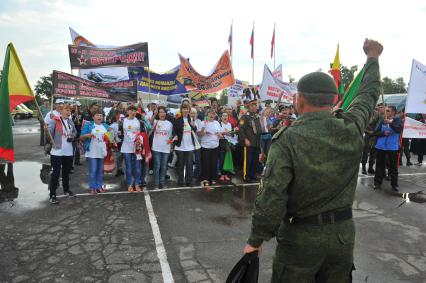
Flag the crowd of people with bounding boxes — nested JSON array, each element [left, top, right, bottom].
[[38, 91, 425, 204], [39, 93, 297, 204], [361, 103, 426, 192]]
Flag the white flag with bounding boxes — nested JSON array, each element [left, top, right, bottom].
[[259, 65, 296, 102], [405, 59, 426, 114], [403, 117, 426, 138], [272, 64, 282, 80]]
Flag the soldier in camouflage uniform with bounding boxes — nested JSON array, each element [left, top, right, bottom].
[[243, 39, 383, 282], [361, 103, 384, 174]]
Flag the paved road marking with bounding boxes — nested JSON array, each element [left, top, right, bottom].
[[59, 172, 426, 198], [143, 190, 175, 283]]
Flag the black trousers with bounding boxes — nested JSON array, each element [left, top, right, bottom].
[[244, 146, 260, 180], [374, 149, 398, 187], [361, 134, 376, 168], [400, 138, 411, 164], [201, 147, 219, 182], [176, 150, 193, 185], [50, 155, 73, 197]]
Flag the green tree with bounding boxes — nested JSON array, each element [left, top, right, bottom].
[[341, 65, 358, 90], [0, 70, 2, 83], [382, 76, 407, 94], [34, 74, 52, 102], [219, 89, 228, 105]]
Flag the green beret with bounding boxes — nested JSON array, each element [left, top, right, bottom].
[[297, 72, 338, 94]]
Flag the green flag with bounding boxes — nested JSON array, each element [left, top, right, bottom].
[[341, 67, 365, 111], [0, 45, 14, 162]]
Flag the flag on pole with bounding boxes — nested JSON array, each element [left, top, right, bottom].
[[271, 27, 275, 59], [250, 27, 254, 59], [69, 27, 95, 47], [0, 43, 35, 162], [228, 23, 233, 56], [340, 67, 365, 111], [330, 44, 341, 92]]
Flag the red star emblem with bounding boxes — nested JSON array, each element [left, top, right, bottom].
[[78, 55, 87, 65]]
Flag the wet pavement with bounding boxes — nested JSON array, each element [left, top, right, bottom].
[[1, 119, 426, 282]]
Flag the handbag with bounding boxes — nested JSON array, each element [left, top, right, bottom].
[[191, 130, 201, 150]]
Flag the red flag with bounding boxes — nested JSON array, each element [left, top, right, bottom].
[[228, 23, 233, 55], [271, 27, 275, 59], [250, 28, 254, 59]]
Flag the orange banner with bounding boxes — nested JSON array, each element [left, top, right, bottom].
[[177, 51, 235, 94]]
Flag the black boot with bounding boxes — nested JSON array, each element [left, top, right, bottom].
[[406, 160, 413, 166]]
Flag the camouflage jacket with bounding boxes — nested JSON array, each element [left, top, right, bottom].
[[248, 58, 381, 247]]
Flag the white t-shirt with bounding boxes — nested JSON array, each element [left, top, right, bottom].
[[85, 124, 108, 159], [152, 120, 173, 153], [200, 120, 222, 149], [195, 119, 203, 141], [175, 118, 194, 151], [50, 117, 73, 157], [120, 118, 140, 153], [221, 122, 238, 145]]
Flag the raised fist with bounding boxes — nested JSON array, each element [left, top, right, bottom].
[[363, 38, 383, 59]]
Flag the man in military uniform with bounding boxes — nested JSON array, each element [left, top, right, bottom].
[[243, 39, 383, 282], [361, 103, 384, 174], [238, 99, 262, 182]]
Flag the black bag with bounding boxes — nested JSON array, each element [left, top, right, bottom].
[[226, 251, 259, 283], [219, 138, 230, 152]]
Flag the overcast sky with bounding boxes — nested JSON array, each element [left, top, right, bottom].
[[1, 0, 425, 88]]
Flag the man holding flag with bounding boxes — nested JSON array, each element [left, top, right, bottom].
[[243, 39, 383, 282]]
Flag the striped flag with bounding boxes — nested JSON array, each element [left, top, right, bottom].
[[0, 43, 35, 162], [250, 27, 254, 59], [228, 23, 233, 55], [271, 27, 275, 59], [330, 44, 341, 91]]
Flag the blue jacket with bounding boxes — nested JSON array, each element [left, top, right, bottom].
[[375, 116, 403, 151], [81, 121, 110, 152]]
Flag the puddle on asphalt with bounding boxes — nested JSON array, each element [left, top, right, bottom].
[[0, 161, 49, 212]]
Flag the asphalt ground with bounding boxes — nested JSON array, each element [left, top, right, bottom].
[[1, 118, 426, 283]]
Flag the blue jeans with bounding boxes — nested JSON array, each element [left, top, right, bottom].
[[123, 153, 141, 186], [87, 157, 104, 190], [153, 151, 169, 187]]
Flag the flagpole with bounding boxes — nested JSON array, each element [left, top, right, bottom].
[[252, 21, 255, 86], [273, 23, 276, 70], [148, 66, 152, 104], [231, 19, 233, 66]]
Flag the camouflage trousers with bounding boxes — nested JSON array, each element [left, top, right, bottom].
[[272, 219, 355, 283]]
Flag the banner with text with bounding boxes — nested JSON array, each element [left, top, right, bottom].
[[405, 59, 426, 114], [69, 42, 149, 69], [52, 71, 137, 102], [259, 64, 296, 102], [403, 117, 426, 138], [228, 79, 248, 97], [128, 66, 188, 95], [272, 64, 282, 80], [177, 51, 235, 93]]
